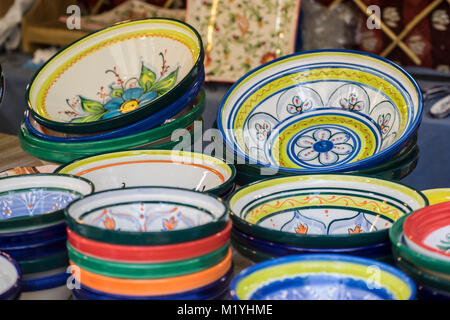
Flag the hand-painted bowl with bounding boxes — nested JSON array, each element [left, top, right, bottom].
[[66, 221, 231, 263], [18, 251, 68, 275], [218, 49, 422, 174], [24, 68, 204, 142], [0, 252, 21, 300], [56, 150, 235, 195], [70, 249, 232, 296], [0, 174, 94, 230], [0, 222, 66, 247], [72, 265, 234, 300], [229, 174, 427, 248], [422, 188, 450, 205], [26, 18, 204, 133], [230, 254, 416, 300], [389, 215, 450, 274], [403, 202, 450, 262], [65, 187, 229, 245], [0, 236, 66, 261]]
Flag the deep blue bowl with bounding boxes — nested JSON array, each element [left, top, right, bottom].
[[0, 222, 66, 248], [25, 68, 205, 143], [0, 251, 22, 300], [21, 270, 69, 292], [72, 264, 234, 300], [0, 237, 67, 261]]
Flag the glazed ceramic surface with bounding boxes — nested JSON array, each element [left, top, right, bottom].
[[229, 174, 427, 248], [0, 222, 66, 247], [186, 0, 301, 82], [403, 202, 450, 262], [422, 188, 450, 205], [218, 50, 422, 173], [0, 252, 21, 300], [27, 19, 203, 132], [57, 150, 235, 194], [230, 254, 415, 300]]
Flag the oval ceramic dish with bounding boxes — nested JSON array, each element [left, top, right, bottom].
[[18, 251, 68, 275], [229, 174, 427, 248], [57, 150, 235, 195], [70, 249, 232, 296], [24, 68, 204, 142], [27, 18, 204, 133], [65, 187, 229, 245], [422, 188, 450, 205], [403, 202, 450, 262], [67, 242, 230, 279], [389, 215, 450, 275], [230, 254, 416, 300], [66, 221, 231, 263], [0, 222, 66, 247], [218, 49, 422, 173], [0, 252, 21, 300], [0, 174, 94, 230]]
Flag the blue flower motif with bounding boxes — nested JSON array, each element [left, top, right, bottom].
[[102, 87, 157, 119]]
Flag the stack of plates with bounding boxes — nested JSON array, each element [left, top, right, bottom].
[[65, 187, 233, 300], [390, 201, 450, 300], [228, 174, 428, 264], [0, 174, 94, 299], [0, 251, 21, 300], [216, 50, 423, 183], [20, 18, 205, 164]]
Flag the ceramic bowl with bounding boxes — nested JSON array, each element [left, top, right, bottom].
[[70, 249, 232, 296], [26, 18, 204, 133], [72, 265, 234, 300], [403, 202, 450, 262], [0, 174, 94, 230], [18, 251, 68, 275], [218, 49, 422, 174], [57, 150, 235, 195], [20, 267, 71, 300], [65, 187, 229, 245], [230, 254, 416, 300], [0, 222, 66, 247], [0, 251, 21, 300], [0, 236, 67, 261], [228, 174, 427, 248], [24, 68, 204, 142], [232, 240, 275, 263], [422, 188, 450, 205]]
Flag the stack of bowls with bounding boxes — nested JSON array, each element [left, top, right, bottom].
[[230, 254, 416, 300], [0, 174, 94, 299], [390, 201, 450, 300], [216, 49, 423, 183], [65, 187, 233, 300], [20, 18, 205, 164], [228, 174, 428, 264], [0, 251, 21, 300]]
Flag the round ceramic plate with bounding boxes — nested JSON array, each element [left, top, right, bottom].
[[403, 202, 450, 262], [0, 174, 94, 230], [65, 187, 229, 245], [27, 18, 204, 133], [24, 68, 204, 143], [57, 150, 235, 195], [228, 174, 427, 248], [422, 188, 450, 205], [230, 254, 415, 300], [218, 49, 422, 173], [0, 252, 21, 300]]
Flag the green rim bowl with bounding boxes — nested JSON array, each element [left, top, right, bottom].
[[18, 251, 69, 275]]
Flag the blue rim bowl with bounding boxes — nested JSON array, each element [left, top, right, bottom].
[[0, 251, 22, 300]]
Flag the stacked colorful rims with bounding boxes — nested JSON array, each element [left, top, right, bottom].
[[390, 201, 450, 300], [20, 18, 205, 163], [0, 252, 21, 300], [65, 187, 233, 300], [230, 254, 416, 300], [0, 174, 94, 300], [228, 174, 428, 264], [217, 49, 423, 182], [56, 150, 236, 198]]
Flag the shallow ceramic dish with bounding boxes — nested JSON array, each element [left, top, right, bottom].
[[0, 252, 21, 300], [1, 236, 66, 261], [65, 187, 229, 245], [0, 174, 94, 230], [403, 202, 450, 262], [229, 174, 427, 248], [230, 254, 415, 300], [0, 222, 66, 247], [218, 49, 422, 173], [422, 188, 450, 205], [72, 265, 233, 300], [68, 242, 230, 279], [18, 251, 68, 275], [57, 149, 235, 195], [70, 249, 232, 296], [389, 215, 450, 275], [27, 18, 204, 133], [24, 68, 204, 142], [67, 221, 231, 263]]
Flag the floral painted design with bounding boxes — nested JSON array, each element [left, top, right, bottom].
[[287, 96, 313, 115], [61, 51, 179, 123], [255, 122, 271, 141], [377, 114, 391, 135], [339, 93, 365, 112], [295, 128, 354, 166]]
